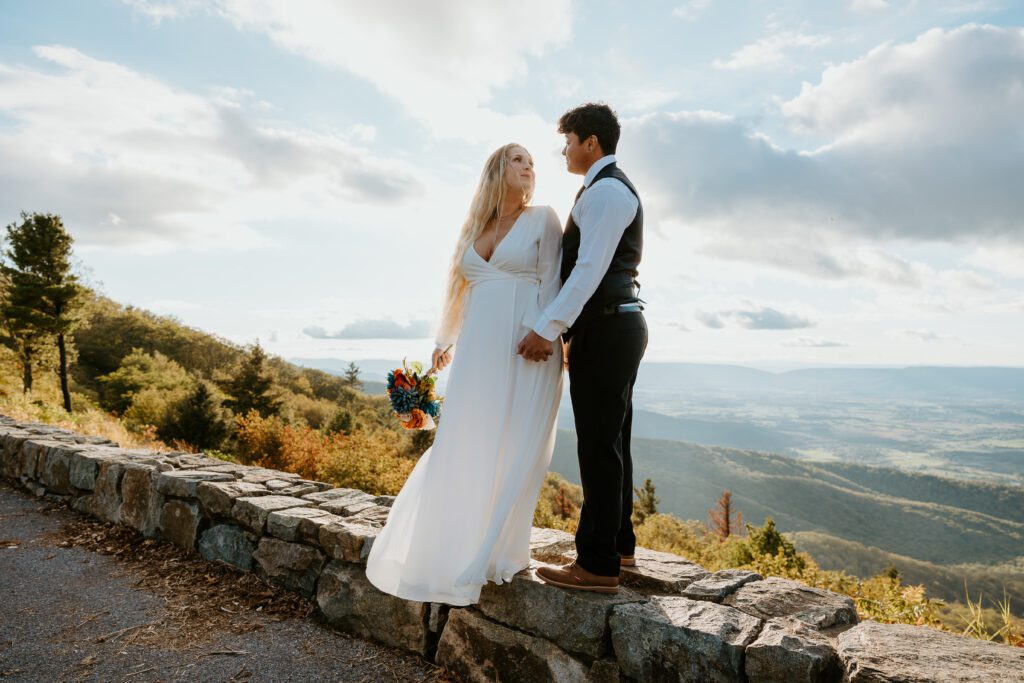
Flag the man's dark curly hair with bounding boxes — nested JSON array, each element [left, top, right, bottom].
[[558, 102, 620, 155]]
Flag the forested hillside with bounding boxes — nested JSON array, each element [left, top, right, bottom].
[[549, 431, 1024, 617]]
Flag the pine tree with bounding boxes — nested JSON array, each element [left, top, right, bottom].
[[225, 342, 281, 417], [742, 517, 805, 573], [632, 478, 660, 525], [325, 409, 354, 435], [343, 361, 363, 390], [160, 380, 231, 450], [707, 489, 744, 539], [0, 212, 85, 410]]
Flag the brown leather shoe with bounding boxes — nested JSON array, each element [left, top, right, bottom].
[[535, 561, 619, 594], [619, 554, 636, 567]]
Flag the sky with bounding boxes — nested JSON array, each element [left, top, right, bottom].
[[1, 0, 1022, 369]]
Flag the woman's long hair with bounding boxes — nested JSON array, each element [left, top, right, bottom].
[[434, 143, 533, 345]]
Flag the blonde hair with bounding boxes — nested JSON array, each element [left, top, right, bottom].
[[435, 143, 533, 346]]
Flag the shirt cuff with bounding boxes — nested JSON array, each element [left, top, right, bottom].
[[533, 319, 566, 342]]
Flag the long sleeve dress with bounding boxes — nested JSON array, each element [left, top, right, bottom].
[[365, 205, 565, 605]]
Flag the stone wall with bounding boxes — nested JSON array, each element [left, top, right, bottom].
[[2, 414, 1022, 682]]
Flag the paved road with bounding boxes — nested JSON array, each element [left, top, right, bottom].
[[0, 483, 456, 682]]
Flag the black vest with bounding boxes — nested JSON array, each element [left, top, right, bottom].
[[561, 162, 643, 336]]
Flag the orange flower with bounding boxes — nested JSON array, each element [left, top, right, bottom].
[[392, 369, 415, 390], [403, 408, 428, 429]]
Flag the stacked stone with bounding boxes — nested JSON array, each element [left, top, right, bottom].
[[2, 414, 1022, 683]]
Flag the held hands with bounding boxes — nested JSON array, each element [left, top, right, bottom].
[[517, 331, 554, 363], [430, 346, 453, 374]]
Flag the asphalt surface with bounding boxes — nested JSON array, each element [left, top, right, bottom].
[[0, 483, 455, 683]]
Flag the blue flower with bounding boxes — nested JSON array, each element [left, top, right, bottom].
[[389, 388, 419, 414]]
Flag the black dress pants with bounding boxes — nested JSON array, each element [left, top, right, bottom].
[[566, 312, 648, 577]]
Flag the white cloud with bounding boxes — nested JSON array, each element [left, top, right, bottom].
[[847, 0, 890, 12], [673, 0, 712, 21], [0, 46, 422, 250], [304, 319, 432, 340], [120, 0, 200, 24], [896, 329, 960, 342], [210, 0, 572, 141], [713, 31, 831, 70], [967, 243, 1024, 280], [696, 305, 815, 330], [624, 24, 1024, 282], [783, 337, 848, 347]]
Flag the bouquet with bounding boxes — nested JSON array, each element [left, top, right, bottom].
[[386, 355, 445, 430]]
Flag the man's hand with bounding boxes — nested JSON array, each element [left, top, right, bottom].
[[517, 331, 554, 362]]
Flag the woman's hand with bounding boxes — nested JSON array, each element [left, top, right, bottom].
[[562, 339, 571, 370], [430, 346, 453, 374]]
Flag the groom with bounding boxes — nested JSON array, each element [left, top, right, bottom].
[[518, 102, 647, 594]]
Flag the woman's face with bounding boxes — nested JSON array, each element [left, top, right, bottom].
[[505, 146, 535, 197]]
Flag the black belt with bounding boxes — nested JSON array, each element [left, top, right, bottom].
[[601, 300, 646, 315]]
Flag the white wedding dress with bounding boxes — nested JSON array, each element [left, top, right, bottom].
[[365, 205, 564, 606]]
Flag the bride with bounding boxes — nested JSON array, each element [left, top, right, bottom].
[[365, 143, 564, 606]]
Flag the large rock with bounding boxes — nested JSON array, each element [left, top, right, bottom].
[[40, 445, 76, 493], [618, 547, 710, 594], [436, 607, 597, 683], [837, 620, 1024, 682], [240, 469, 301, 484], [297, 511, 342, 545], [231, 495, 312, 533], [317, 560, 430, 654], [156, 470, 235, 498], [266, 507, 337, 542], [278, 483, 321, 498], [347, 504, 390, 527], [745, 616, 839, 683], [71, 460, 127, 523], [67, 449, 109, 491], [302, 487, 374, 504], [199, 524, 256, 571], [318, 519, 379, 564], [161, 499, 202, 549], [1, 432, 31, 478], [194, 463, 250, 476], [119, 464, 163, 537], [610, 595, 762, 683], [683, 569, 763, 603], [318, 497, 378, 517], [529, 527, 577, 563], [477, 561, 645, 659], [19, 438, 60, 481], [724, 577, 858, 629], [165, 453, 226, 469], [196, 480, 270, 518], [252, 537, 325, 598]]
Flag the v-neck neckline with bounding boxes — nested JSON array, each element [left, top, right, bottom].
[[473, 208, 528, 264]]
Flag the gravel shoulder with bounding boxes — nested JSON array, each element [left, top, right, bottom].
[[0, 482, 457, 682]]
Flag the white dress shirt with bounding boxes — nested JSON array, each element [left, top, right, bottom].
[[532, 155, 639, 341]]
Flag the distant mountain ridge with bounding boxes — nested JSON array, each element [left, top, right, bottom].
[[291, 358, 1024, 401], [633, 363, 1024, 400], [548, 430, 1024, 614]]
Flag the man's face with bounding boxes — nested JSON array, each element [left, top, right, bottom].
[[562, 131, 590, 175]]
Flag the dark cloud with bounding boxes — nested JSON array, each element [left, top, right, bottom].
[[304, 319, 432, 339]]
